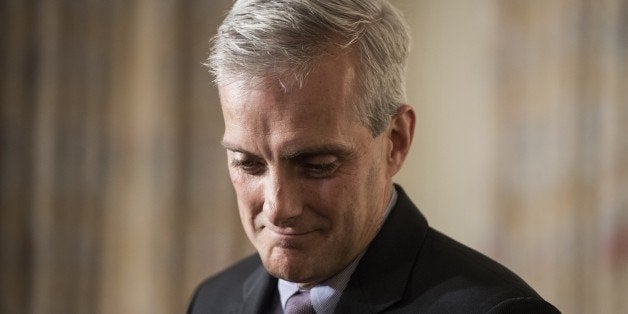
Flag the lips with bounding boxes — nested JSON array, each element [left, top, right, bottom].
[[266, 227, 316, 237]]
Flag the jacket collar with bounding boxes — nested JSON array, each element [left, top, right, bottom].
[[335, 184, 429, 313], [240, 264, 277, 314]]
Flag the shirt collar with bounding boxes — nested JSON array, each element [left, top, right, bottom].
[[277, 186, 398, 313]]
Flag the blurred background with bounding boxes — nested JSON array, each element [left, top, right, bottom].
[[1, 0, 626, 313]]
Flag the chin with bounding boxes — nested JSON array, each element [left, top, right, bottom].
[[262, 248, 322, 283]]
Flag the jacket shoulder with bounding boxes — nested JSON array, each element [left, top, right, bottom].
[[187, 254, 262, 313], [487, 297, 561, 313], [402, 228, 559, 312]]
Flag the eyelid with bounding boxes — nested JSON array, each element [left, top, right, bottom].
[[300, 158, 340, 179], [231, 156, 264, 165], [304, 162, 337, 170], [230, 159, 252, 167], [229, 155, 267, 175]]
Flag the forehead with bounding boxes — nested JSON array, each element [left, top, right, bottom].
[[219, 53, 366, 152]]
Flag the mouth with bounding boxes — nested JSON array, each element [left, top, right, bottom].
[[266, 227, 317, 237]]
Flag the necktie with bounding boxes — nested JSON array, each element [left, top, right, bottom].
[[284, 290, 315, 314]]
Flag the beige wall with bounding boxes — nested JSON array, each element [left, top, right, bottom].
[[395, 1, 628, 312], [1, 0, 626, 313]]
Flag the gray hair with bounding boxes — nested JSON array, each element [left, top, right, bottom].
[[208, 0, 410, 136]]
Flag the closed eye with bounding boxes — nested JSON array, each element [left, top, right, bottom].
[[300, 161, 339, 178], [231, 159, 266, 175]]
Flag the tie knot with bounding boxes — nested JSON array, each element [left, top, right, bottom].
[[285, 290, 315, 314]]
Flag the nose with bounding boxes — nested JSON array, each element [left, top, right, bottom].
[[263, 170, 302, 226]]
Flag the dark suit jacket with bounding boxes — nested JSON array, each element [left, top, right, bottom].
[[188, 185, 559, 313]]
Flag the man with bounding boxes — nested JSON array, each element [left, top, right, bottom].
[[188, 0, 559, 313]]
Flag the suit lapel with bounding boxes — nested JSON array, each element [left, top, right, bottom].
[[239, 264, 277, 314], [335, 185, 429, 313]]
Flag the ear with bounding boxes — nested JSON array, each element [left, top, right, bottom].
[[386, 104, 415, 176]]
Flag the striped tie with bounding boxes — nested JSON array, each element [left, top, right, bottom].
[[284, 290, 315, 314]]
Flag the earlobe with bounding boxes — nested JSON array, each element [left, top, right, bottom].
[[387, 104, 415, 176]]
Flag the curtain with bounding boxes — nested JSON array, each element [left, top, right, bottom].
[[1, 1, 250, 313], [397, 1, 627, 313]]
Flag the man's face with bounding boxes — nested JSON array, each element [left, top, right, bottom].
[[220, 53, 395, 286]]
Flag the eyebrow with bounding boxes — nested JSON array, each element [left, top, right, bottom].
[[220, 141, 253, 155], [280, 144, 355, 161], [220, 140, 355, 161]]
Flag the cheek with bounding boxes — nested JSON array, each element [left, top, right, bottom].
[[227, 167, 244, 186], [312, 177, 359, 220], [229, 169, 257, 199], [320, 162, 381, 224], [229, 171, 263, 221]]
